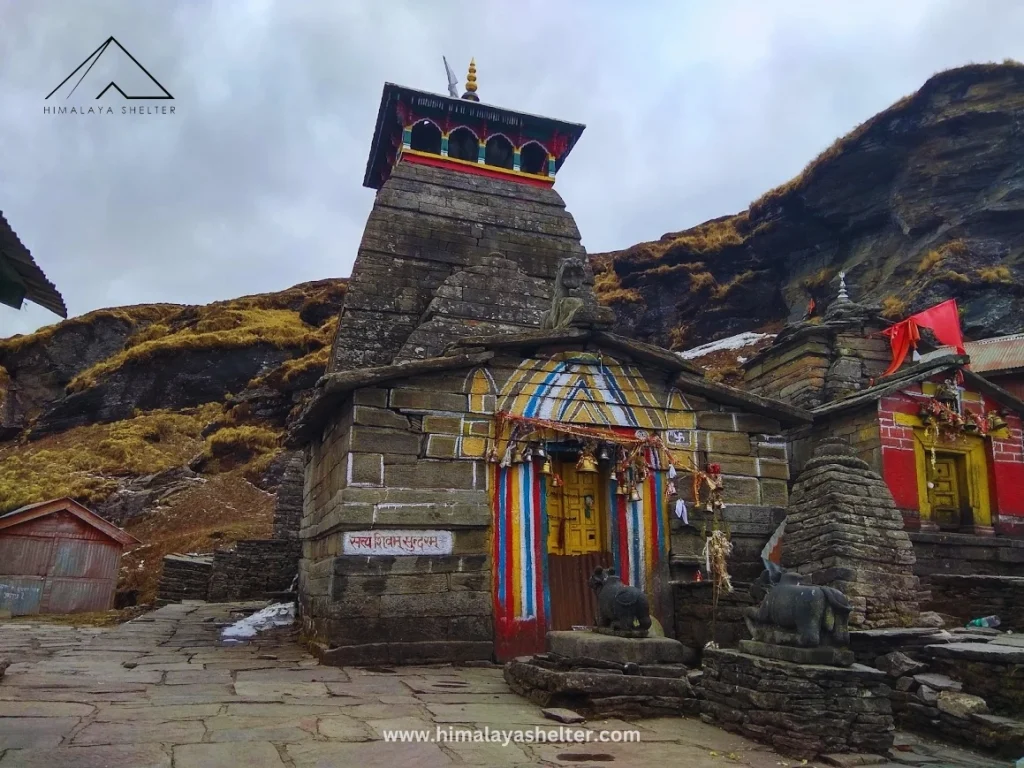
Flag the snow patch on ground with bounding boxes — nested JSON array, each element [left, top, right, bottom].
[[221, 602, 295, 640], [677, 332, 775, 360]]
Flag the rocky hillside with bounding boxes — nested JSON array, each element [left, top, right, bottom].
[[594, 62, 1024, 350], [0, 279, 345, 599]]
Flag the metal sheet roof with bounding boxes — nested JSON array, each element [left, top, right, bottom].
[[0, 210, 67, 318], [925, 333, 1024, 375]]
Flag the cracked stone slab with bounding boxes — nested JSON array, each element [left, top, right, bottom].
[[72, 720, 206, 746], [174, 742, 285, 768], [0, 744, 171, 768], [0, 717, 79, 750]]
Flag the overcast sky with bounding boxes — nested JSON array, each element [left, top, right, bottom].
[[2, 0, 1023, 337]]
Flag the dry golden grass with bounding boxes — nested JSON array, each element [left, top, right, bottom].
[[977, 265, 1013, 283], [880, 295, 908, 320], [599, 288, 645, 306], [0, 404, 222, 513], [917, 250, 944, 274], [68, 307, 322, 393], [119, 472, 275, 602], [668, 324, 692, 351], [0, 305, 180, 356], [689, 271, 717, 293], [712, 270, 756, 300]]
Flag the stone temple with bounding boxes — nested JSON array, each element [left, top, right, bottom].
[[288, 63, 810, 666]]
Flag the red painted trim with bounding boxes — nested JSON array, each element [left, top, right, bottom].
[[401, 152, 554, 188], [504, 470, 514, 622]]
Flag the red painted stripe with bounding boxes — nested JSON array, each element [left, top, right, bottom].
[[491, 465, 501, 628], [402, 152, 554, 188], [504, 468, 515, 621]]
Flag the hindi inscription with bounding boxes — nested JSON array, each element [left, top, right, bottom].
[[342, 530, 453, 556]]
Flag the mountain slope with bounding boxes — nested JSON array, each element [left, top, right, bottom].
[[595, 62, 1024, 350]]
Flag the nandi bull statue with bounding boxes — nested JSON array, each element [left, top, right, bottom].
[[744, 561, 852, 648], [588, 566, 651, 637]]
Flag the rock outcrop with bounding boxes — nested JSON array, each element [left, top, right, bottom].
[[595, 63, 1024, 350]]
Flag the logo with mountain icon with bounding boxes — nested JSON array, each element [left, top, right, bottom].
[[46, 36, 173, 100]]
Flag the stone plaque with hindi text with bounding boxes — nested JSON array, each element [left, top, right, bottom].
[[342, 530, 453, 556]]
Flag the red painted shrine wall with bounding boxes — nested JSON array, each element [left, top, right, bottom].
[[878, 380, 1024, 536]]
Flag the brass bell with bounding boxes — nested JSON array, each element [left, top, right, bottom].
[[988, 412, 1008, 431], [534, 443, 548, 460], [615, 479, 627, 495], [629, 485, 642, 503], [597, 444, 613, 463], [577, 453, 599, 474], [539, 457, 553, 476], [511, 446, 525, 464]]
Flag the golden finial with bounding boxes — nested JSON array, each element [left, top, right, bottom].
[[462, 58, 479, 101]]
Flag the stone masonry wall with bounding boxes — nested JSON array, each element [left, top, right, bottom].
[[924, 574, 1024, 630], [156, 554, 213, 603], [272, 452, 305, 540], [207, 540, 300, 602], [300, 346, 797, 665], [329, 162, 588, 372]]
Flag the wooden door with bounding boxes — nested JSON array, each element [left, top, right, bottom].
[[930, 454, 967, 530], [546, 461, 613, 630]]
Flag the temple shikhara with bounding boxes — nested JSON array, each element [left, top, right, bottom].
[[289, 63, 809, 664]]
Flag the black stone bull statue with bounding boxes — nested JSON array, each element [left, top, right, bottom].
[[589, 566, 651, 634], [744, 562, 852, 648]]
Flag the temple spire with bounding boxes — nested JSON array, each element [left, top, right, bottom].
[[837, 270, 850, 303], [462, 58, 479, 102]]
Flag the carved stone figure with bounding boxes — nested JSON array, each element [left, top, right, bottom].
[[589, 566, 651, 635], [541, 257, 615, 330], [744, 562, 852, 648]]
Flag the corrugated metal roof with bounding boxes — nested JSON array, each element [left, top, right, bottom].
[[925, 333, 1024, 375], [0, 210, 67, 317], [0, 498, 139, 546]]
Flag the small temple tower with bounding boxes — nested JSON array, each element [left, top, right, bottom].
[[329, 61, 590, 371]]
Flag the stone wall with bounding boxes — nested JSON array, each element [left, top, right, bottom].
[[329, 162, 587, 372], [300, 345, 798, 664], [910, 531, 1024, 581], [156, 554, 213, 603], [673, 582, 753, 654], [207, 540, 300, 602], [926, 574, 1024, 630], [700, 647, 895, 759], [272, 452, 304, 540], [788, 403, 880, 479]]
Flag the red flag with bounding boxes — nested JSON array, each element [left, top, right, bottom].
[[880, 299, 964, 377], [909, 299, 965, 354]]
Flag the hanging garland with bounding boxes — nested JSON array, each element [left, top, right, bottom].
[[489, 411, 728, 513], [917, 396, 1009, 469]]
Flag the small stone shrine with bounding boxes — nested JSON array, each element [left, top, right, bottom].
[[783, 437, 921, 628], [700, 566, 895, 759], [504, 565, 697, 718]]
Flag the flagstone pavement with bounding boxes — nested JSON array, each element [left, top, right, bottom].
[[0, 601, 1009, 767]]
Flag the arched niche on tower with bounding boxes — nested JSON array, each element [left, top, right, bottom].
[[485, 134, 514, 170], [448, 126, 479, 163], [520, 141, 548, 175], [410, 120, 442, 154]]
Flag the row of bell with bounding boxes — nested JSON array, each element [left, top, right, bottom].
[[510, 443, 615, 468]]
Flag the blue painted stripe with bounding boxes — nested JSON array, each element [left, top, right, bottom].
[[522, 462, 534, 618], [602, 370, 640, 427], [524, 362, 569, 417], [497, 469, 507, 606]]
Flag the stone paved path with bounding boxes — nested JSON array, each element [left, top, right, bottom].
[[0, 602, 1010, 767]]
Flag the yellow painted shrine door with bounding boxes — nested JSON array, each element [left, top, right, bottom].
[[930, 454, 966, 530], [546, 462, 612, 630]]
